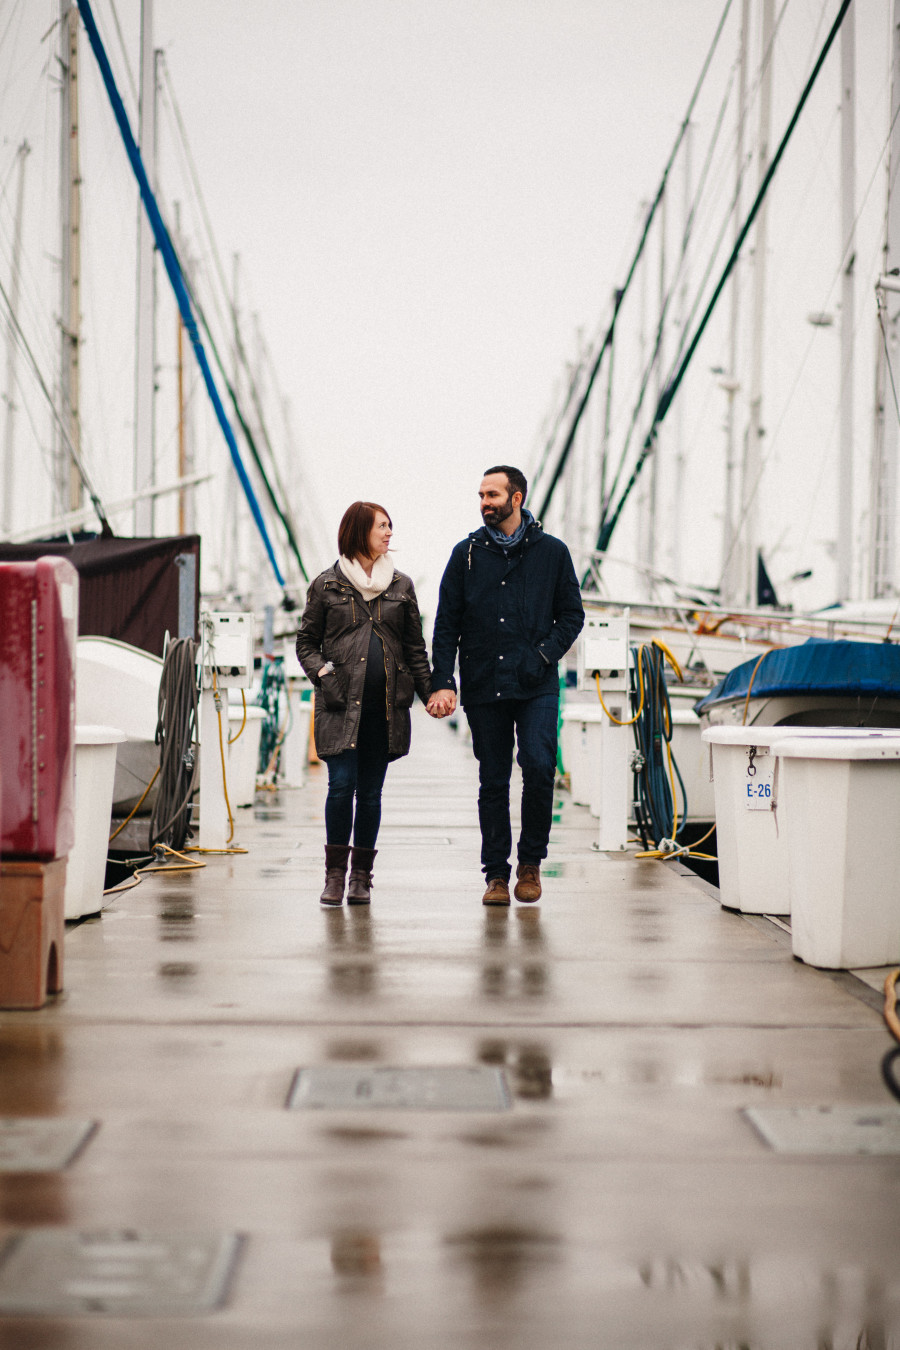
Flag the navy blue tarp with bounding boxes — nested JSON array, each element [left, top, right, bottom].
[[694, 639, 900, 716]]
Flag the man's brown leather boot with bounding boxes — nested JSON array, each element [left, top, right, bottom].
[[320, 845, 351, 906], [347, 847, 377, 904], [514, 863, 542, 903], [482, 877, 510, 906]]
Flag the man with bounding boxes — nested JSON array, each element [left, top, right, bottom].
[[427, 466, 584, 905]]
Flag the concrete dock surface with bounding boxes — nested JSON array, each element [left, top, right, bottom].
[[1, 708, 898, 1348]]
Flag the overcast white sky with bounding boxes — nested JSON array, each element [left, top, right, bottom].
[[0, 0, 894, 620]]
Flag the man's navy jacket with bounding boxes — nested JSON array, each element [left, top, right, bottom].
[[430, 519, 585, 706]]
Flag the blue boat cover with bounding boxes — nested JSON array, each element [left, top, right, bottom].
[[693, 639, 900, 715]]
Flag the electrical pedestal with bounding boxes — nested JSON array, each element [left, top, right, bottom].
[[577, 613, 631, 853], [199, 690, 229, 850], [279, 639, 311, 788], [198, 612, 254, 850]]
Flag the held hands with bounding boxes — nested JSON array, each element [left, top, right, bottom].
[[426, 689, 457, 719]]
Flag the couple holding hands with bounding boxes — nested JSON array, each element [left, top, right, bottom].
[[295, 466, 584, 908]]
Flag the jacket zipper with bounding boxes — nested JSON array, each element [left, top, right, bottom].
[[378, 598, 389, 736], [382, 634, 390, 729]]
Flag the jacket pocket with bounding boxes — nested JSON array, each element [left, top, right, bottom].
[[322, 588, 356, 633], [517, 646, 549, 690], [320, 665, 348, 711], [460, 649, 494, 693], [394, 662, 415, 710]]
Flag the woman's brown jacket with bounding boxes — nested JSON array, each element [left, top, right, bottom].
[[295, 563, 433, 760]]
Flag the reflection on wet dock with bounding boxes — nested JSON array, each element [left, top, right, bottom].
[[0, 709, 898, 1345]]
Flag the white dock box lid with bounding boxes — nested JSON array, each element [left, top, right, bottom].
[[773, 734, 900, 760]]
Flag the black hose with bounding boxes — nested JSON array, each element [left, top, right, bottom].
[[629, 644, 688, 845], [150, 638, 199, 851], [882, 1046, 900, 1104]]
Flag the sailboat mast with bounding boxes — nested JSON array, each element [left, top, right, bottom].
[[741, 0, 774, 605], [173, 201, 195, 537], [837, 8, 856, 601], [58, 1, 82, 516], [636, 205, 651, 571], [720, 0, 750, 605], [2, 141, 30, 538], [670, 122, 692, 582], [599, 289, 616, 530], [647, 186, 667, 580], [870, 0, 900, 598], [133, 0, 158, 535], [225, 252, 241, 596]]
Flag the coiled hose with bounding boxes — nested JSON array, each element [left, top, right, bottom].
[[630, 643, 688, 851], [149, 637, 199, 851], [256, 656, 288, 779]]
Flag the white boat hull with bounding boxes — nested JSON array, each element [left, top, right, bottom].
[[75, 637, 162, 816]]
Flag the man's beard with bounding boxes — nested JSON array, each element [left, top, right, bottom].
[[482, 494, 514, 525]]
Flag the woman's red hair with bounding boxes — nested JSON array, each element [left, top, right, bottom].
[[338, 501, 392, 561]]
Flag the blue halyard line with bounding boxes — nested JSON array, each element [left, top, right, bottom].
[[75, 0, 286, 589]]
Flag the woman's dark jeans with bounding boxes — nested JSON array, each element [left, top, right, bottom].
[[324, 713, 390, 848]]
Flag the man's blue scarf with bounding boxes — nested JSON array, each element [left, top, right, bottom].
[[485, 508, 534, 551]]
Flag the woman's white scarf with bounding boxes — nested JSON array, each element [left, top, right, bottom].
[[338, 552, 394, 603]]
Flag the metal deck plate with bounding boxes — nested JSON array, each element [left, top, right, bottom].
[[744, 1105, 900, 1154], [0, 1119, 97, 1172], [0, 1230, 242, 1316], [288, 1065, 512, 1111]]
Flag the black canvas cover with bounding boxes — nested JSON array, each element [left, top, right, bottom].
[[0, 534, 200, 656]]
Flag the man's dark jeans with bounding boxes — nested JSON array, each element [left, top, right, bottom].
[[465, 692, 559, 881], [323, 713, 390, 848]]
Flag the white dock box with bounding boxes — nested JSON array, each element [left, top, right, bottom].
[[671, 707, 715, 822], [227, 704, 267, 807], [700, 725, 890, 915], [702, 725, 795, 914], [66, 724, 127, 920], [560, 704, 605, 807], [773, 735, 900, 969]]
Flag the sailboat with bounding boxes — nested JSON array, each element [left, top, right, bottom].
[[0, 2, 326, 864], [532, 0, 900, 844]]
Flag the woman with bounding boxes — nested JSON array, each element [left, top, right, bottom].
[[296, 502, 433, 905]]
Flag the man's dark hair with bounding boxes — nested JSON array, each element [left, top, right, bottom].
[[484, 465, 528, 505]]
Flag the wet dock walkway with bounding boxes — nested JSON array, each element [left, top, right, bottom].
[[1, 709, 899, 1347]]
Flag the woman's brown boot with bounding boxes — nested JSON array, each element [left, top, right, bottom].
[[347, 847, 377, 904], [320, 845, 351, 906]]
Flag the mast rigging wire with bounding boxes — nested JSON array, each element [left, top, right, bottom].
[[598, 64, 736, 537], [534, 0, 736, 522], [878, 299, 900, 433], [189, 284, 309, 585], [74, 0, 289, 590], [157, 53, 308, 584], [0, 272, 111, 535], [601, 0, 791, 538], [716, 90, 900, 590], [597, 0, 855, 556]]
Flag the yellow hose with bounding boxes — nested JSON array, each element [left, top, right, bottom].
[[651, 637, 684, 682], [594, 661, 645, 726], [212, 666, 236, 844], [109, 766, 160, 842], [741, 651, 770, 725], [227, 688, 248, 745]]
